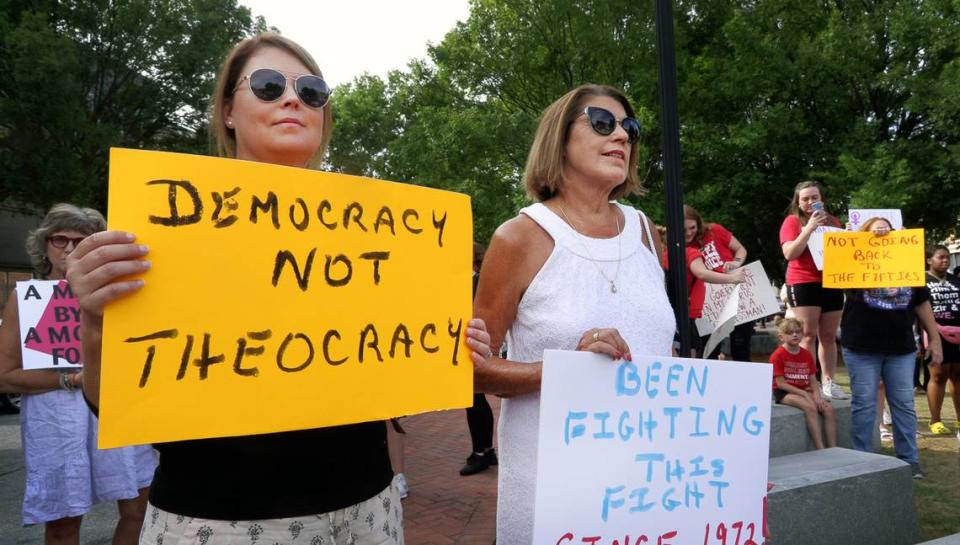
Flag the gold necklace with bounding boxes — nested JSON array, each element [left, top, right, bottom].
[[557, 204, 622, 293]]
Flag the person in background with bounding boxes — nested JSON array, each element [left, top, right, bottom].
[[0, 203, 155, 545], [924, 244, 960, 438], [770, 317, 837, 449], [841, 217, 942, 478], [474, 84, 675, 543], [780, 181, 849, 399], [460, 242, 498, 476], [684, 204, 751, 360], [66, 32, 492, 544]]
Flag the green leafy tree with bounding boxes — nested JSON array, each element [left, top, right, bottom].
[[0, 0, 266, 213]]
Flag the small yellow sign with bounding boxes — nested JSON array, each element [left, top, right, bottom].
[[100, 149, 473, 448], [822, 229, 925, 289]]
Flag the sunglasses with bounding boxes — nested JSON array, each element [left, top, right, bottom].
[[235, 68, 331, 109], [47, 235, 86, 249], [580, 106, 641, 144]]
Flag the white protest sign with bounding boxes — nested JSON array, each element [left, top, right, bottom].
[[702, 287, 739, 358], [806, 226, 845, 270], [695, 261, 781, 337], [533, 350, 772, 545], [848, 209, 902, 231], [15, 280, 83, 369]]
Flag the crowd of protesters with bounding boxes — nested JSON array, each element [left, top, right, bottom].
[[0, 30, 956, 545]]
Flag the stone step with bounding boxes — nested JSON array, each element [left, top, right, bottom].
[[767, 448, 918, 545], [769, 398, 879, 457], [918, 534, 960, 544]]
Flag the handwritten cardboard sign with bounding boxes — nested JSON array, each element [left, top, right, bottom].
[[16, 280, 83, 369], [100, 148, 473, 448], [806, 226, 846, 270], [533, 350, 772, 544], [695, 261, 781, 338], [847, 209, 903, 231], [822, 229, 925, 288]]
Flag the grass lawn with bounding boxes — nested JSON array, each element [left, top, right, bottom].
[[830, 366, 960, 541]]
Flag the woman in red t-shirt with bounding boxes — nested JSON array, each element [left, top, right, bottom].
[[684, 205, 746, 358], [779, 181, 847, 399]]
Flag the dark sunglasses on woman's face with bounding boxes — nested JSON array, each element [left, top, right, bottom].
[[580, 106, 641, 144], [47, 235, 86, 249], [234, 68, 331, 109]]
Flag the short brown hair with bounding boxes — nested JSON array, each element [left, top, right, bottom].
[[523, 84, 642, 202], [210, 32, 333, 169]]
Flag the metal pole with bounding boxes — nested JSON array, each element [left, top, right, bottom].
[[654, 0, 691, 356]]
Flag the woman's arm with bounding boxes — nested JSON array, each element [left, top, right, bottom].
[[66, 231, 150, 407], [0, 290, 65, 394], [722, 235, 748, 272], [690, 257, 745, 285], [916, 301, 943, 366], [473, 216, 631, 398], [781, 215, 825, 261]]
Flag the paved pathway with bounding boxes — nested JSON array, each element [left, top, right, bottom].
[[401, 397, 499, 545]]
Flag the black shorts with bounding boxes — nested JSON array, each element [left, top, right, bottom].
[[773, 389, 789, 403], [938, 335, 960, 364], [786, 282, 844, 312]]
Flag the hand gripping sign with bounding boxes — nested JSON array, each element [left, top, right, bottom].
[[534, 351, 772, 545], [100, 149, 473, 448]]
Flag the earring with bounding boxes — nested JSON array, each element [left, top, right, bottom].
[[226, 120, 234, 128]]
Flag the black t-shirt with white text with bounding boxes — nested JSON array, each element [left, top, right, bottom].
[[926, 272, 960, 326], [841, 287, 930, 354]]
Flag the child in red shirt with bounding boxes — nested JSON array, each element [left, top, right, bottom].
[[770, 318, 837, 449]]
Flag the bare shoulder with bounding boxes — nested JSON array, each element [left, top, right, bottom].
[[481, 213, 554, 297]]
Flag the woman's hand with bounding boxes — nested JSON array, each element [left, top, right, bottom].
[[66, 231, 150, 318], [466, 318, 494, 366], [722, 260, 741, 273], [576, 328, 632, 361], [729, 268, 747, 284], [803, 213, 828, 233], [926, 341, 943, 367]]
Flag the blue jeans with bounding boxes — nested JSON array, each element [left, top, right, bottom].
[[843, 348, 918, 464]]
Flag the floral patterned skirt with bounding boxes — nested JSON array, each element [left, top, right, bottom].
[[139, 484, 403, 545]]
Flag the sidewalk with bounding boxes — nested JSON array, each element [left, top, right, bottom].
[[401, 396, 499, 544]]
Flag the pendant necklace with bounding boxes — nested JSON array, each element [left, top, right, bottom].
[[557, 203, 622, 293]]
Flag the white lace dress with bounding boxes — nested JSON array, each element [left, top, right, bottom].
[[496, 202, 676, 544]]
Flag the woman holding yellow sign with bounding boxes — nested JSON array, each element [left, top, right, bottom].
[[0, 203, 155, 545], [66, 33, 492, 545], [473, 85, 675, 543], [841, 217, 942, 479]]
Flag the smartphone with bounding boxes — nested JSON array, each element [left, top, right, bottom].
[[810, 201, 825, 215]]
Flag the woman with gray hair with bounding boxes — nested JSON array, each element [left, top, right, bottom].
[[0, 203, 156, 545]]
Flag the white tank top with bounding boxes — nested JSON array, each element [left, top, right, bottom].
[[496, 202, 676, 544]]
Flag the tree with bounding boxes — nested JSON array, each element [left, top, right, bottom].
[[0, 0, 266, 213], [330, 0, 960, 275]]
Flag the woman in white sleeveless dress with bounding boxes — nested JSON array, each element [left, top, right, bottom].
[[474, 85, 676, 544]]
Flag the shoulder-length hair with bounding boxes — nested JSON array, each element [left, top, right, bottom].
[[26, 203, 106, 278], [787, 180, 826, 221], [683, 204, 711, 247], [210, 32, 333, 169], [523, 84, 642, 202]]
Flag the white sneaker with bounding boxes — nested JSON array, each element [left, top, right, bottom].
[[393, 473, 409, 499], [822, 379, 850, 400], [882, 408, 892, 426]]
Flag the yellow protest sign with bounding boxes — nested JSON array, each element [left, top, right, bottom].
[[822, 229, 925, 288], [100, 149, 473, 448]]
